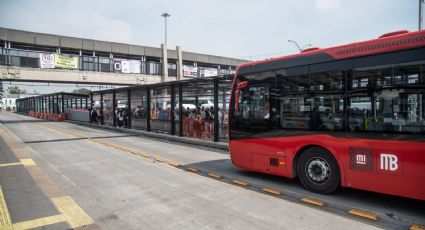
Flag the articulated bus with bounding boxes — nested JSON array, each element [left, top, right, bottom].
[[229, 30, 425, 200]]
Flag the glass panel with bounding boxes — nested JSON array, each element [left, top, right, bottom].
[[116, 91, 129, 128], [182, 80, 215, 140], [350, 63, 425, 134], [150, 86, 171, 133], [218, 78, 232, 142], [130, 88, 148, 130], [92, 93, 102, 124], [103, 93, 114, 126]]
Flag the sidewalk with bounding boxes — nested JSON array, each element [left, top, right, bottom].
[[0, 123, 98, 230]]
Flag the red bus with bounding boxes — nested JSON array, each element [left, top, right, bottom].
[[229, 30, 425, 200]]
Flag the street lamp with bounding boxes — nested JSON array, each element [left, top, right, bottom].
[[288, 40, 311, 52], [161, 12, 171, 45]]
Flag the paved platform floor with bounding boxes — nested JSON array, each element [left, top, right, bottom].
[[0, 111, 423, 229]]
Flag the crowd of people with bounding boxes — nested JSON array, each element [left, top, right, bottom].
[[88, 105, 130, 128], [88, 104, 227, 139], [182, 106, 224, 139]]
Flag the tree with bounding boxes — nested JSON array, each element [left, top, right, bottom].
[[73, 88, 91, 95], [7, 86, 27, 95]]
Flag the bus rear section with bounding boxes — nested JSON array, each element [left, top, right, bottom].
[[228, 30, 425, 200]]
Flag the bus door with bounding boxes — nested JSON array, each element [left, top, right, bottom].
[[232, 75, 286, 175]]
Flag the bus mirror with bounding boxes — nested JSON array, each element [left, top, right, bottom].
[[235, 81, 248, 112], [237, 81, 248, 90]]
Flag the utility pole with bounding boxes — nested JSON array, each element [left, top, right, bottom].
[[420, 0, 424, 30]]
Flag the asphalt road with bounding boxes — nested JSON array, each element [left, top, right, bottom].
[[1, 111, 424, 229]]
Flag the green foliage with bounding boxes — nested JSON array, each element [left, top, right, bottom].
[[72, 88, 91, 95], [7, 86, 27, 95]]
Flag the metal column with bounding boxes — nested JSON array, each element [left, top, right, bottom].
[[213, 79, 219, 142], [178, 83, 183, 137], [146, 86, 151, 131], [100, 92, 104, 125], [112, 90, 116, 127], [127, 89, 132, 129], [170, 84, 175, 135]]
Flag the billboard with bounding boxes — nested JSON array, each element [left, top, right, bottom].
[[40, 53, 79, 69], [183, 65, 198, 77], [184, 66, 218, 78], [40, 54, 55, 68], [200, 67, 218, 77], [54, 54, 79, 69], [114, 59, 141, 74]]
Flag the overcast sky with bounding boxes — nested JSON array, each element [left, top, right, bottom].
[[0, 0, 421, 93]]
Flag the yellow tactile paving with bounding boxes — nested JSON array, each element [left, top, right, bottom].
[[52, 196, 94, 229], [0, 186, 13, 230], [12, 214, 66, 230], [20, 158, 36, 166]]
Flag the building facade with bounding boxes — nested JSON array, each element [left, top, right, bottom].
[[0, 27, 248, 85]]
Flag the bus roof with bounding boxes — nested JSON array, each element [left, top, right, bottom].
[[238, 30, 425, 75]]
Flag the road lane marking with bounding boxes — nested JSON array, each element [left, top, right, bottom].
[[12, 214, 66, 230], [232, 179, 250, 186], [348, 209, 379, 221], [0, 162, 22, 167], [262, 187, 282, 195], [169, 162, 181, 168], [207, 173, 222, 179], [410, 224, 425, 230], [154, 157, 165, 162], [0, 186, 13, 230], [300, 197, 326, 207], [51, 196, 94, 229], [186, 167, 199, 173]]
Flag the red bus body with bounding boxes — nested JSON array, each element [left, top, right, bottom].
[[229, 30, 425, 200]]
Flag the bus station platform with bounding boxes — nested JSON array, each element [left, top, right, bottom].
[[1, 111, 424, 230]]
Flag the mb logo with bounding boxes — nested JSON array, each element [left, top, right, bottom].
[[380, 154, 398, 171]]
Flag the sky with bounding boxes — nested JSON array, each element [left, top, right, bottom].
[[0, 0, 421, 93]]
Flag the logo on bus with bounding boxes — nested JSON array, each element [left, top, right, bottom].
[[356, 154, 367, 165], [380, 154, 398, 171], [350, 147, 373, 172]]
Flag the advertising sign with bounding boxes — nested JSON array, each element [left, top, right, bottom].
[[114, 59, 141, 73], [54, 54, 79, 69], [183, 65, 198, 77], [40, 53, 55, 68], [200, 67, 218, 77], [122, 60, 141, 74]]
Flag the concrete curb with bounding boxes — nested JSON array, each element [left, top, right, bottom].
[[66, 120, 229, 151]]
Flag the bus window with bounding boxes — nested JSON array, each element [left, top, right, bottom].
[[230, 73, 276, 138], [350, 62, 425, 134]]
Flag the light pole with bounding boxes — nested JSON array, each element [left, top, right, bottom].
[[420, 0, 424, 30], [288, 40, 311, 52], [161, 12, 170, 45]]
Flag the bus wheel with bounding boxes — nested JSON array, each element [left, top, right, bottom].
[[297, 147, 340, 194]]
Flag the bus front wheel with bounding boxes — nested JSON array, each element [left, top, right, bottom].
[[297, 147, 340, 194]]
